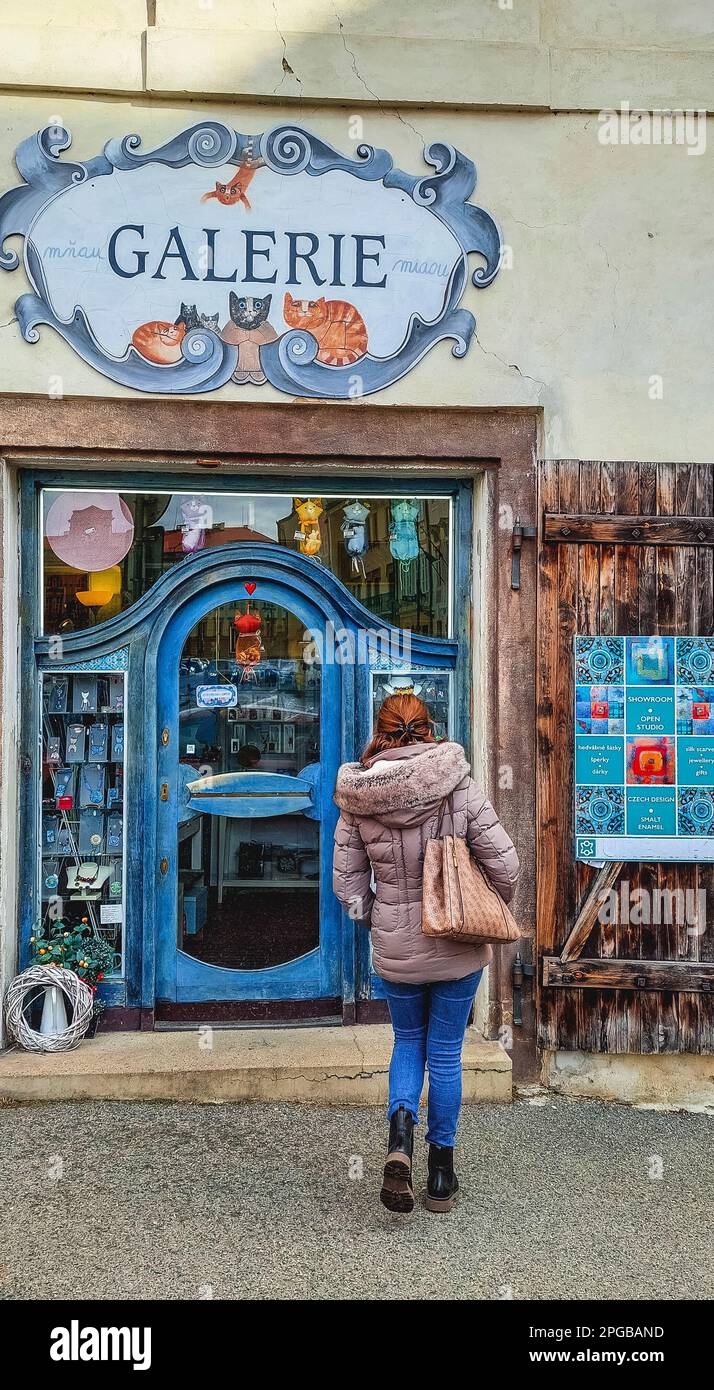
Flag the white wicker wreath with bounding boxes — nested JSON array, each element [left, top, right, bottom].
[[4, 965, 94, 1052]]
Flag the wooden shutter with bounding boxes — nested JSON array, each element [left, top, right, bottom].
[[537, 461, 714, 1053]]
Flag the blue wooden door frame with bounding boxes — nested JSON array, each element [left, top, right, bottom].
[[153, 569, 342, 1003], [28, 527, 461, 1013]]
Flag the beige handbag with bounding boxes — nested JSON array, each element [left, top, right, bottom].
[[422, 794, 521, 944]]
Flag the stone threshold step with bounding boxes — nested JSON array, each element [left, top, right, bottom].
[[0, 1025, 512, 1104]]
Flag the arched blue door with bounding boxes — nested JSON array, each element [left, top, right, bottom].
[[31, 537, 458, 1018], [154, 566, 345, 1005]]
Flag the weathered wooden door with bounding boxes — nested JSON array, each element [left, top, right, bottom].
[[537, 460, 714, 1053]]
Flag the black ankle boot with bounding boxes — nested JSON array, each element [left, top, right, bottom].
[[380, 1105, 415, 1214], [425, 1144, 459, 1213]]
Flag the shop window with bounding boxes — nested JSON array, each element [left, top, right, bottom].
[[39, 669, 126, 976], [371, 671, 453, 739], [41, 489, 451, 639]]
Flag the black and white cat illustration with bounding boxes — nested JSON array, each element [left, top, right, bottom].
[[175, 303, 220, 333], [220, 293, 278, 385]]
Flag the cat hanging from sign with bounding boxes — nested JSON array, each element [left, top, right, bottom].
[[200, 145, 264, 210]]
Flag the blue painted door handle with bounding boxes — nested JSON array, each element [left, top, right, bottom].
[[185, 768, 319, 818]]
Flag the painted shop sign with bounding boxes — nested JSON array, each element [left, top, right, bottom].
[[574, 635, 714, 863], [0, 122, 502, 398]]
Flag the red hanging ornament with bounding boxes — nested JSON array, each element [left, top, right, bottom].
[[234, 582, 264, 680]]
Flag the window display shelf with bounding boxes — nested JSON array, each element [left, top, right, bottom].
[[214, 878, 316, 890], [39, 669, 127, 975]]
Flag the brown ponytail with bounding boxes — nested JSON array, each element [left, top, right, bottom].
[[361, 693, 437, 765]]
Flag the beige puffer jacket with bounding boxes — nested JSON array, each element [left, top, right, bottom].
[[332, 740, 520, 984]]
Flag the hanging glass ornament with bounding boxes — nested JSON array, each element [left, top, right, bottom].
[[180, 496, 210, 553], [341, 500, 370, 578], [293, 498, 324, 558], [389, 499, 420, 576], [234, 582, 264, 681]]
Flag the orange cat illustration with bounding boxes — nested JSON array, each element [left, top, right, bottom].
[[283, 294, 368, 367], [201, 161, 262, 210], [131, 319, 186, 365]]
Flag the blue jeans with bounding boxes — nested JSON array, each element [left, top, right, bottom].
[[381, 970, 483, 1148]]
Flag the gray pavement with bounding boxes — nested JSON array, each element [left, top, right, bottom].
[[0, 1096, 712, 1300]]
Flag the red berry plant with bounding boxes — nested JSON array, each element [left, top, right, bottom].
[[31, 917, 116, 1016]]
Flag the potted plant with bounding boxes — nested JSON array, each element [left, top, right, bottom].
[[31, 918, 115, 1036]]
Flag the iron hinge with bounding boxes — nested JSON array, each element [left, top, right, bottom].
[[511, 517, 538, 590], [512, 950, 535, 1026]]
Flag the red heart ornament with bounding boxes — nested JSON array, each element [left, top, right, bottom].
[[244, 582, 256, 596]]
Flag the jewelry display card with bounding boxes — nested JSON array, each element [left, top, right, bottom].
[[54, 766, 75, 807], [56, 823, 73, 856], [42, 859, 60, 898], [79, 808, 104, 856], [46, 735, 62, 764], [106, 812, 123, 854], [72, 676, 98, 715], [47, 675, 69, 714], [65, 724, 86, 763], [108, 860, 123, 899], [41, 812, 59, 854], [111, 722, 124, 763], [108, 675, 125, 712], [88, 722, 109, 761], [79, 763, 106, 809]]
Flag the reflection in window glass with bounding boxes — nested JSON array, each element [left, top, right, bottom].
[[372, 671, 452, 740], [177, 600, 321, 972], [41, 489, 451, 638]]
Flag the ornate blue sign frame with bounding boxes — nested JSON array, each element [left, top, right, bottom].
[[0, 121, 502, 399]]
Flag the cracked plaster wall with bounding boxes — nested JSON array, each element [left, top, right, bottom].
[[0, 1, 712, 463]]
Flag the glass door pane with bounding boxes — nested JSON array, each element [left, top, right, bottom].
[[176, 600, 321, 970]]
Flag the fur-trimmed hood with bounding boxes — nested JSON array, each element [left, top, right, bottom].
[[334, 740, 470, 819]]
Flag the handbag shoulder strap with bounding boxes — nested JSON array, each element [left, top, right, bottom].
[[433, 791, 457, 839]]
